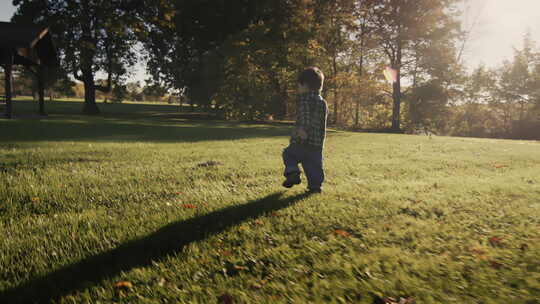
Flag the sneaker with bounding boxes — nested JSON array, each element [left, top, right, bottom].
[[306, 188, 322, 194], [282, 173, 301, 188]]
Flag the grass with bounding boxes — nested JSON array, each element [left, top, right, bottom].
[[12, 96, 172, 105], [1, 99, 539, 304]]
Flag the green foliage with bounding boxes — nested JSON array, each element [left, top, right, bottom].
[[50, 75, 76, 98], [9, 1, 538, 139], [141, 0, 464, 128], [142, 0, 265, 98], [12, 0, 157, 113], [111, 84, 128, 103], [141, 82, 168, 102], [445, 33, 540, 139], [406, 80, 449, 131]]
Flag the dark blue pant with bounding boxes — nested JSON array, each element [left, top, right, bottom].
[[282, 143, 324, 190]]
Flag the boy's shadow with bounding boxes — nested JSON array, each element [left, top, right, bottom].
[[1, 192, 310, 304]]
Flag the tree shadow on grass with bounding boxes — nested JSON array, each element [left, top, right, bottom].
[[1, 100, 339, 143], [0, 192, 310, 304], [0, 118, 293, 143]]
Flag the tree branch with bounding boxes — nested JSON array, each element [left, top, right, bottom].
[[95, 41, 114, 93], [73, 69, 84, 82], [25, 66, 38, 77]]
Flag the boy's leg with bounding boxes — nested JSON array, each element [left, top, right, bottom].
[[282, 144, 302, 176], [301, 148, 324, 191], [282, 144, 302, 187]]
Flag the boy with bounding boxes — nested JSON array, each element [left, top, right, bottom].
[[282, 67, 328, 194]]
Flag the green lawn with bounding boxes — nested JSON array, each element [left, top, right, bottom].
[[12, 96, 172, 105], [1, 100, 539, 304]]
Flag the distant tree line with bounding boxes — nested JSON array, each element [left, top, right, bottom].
[[449, 33, 540, 140], [10, 0, 540, 139], [2, 70, 170, 103]]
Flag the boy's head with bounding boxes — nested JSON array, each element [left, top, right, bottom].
[[298, 67, 324, 93]]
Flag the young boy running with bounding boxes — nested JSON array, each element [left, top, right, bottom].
[[282, 67, 328, 194]]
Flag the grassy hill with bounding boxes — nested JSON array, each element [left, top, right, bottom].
[[1, 100, 539, 303]]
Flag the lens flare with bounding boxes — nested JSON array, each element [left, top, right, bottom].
[[383, 66, 398, 83]]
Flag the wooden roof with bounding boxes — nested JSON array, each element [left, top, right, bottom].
[[0, 22, 58, 67]]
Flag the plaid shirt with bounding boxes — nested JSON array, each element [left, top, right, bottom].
[[291, 91, 328, 148]]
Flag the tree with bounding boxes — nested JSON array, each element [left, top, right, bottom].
[[13, 64, 67, 114], [112, 84, 128, 103], [142, 82, 168, 102], [142, 0, 263, 105], [313, 0, 357, 125], [407, 80, 449, 132], [493, 32, 540, 138], [12, 0, 147, 114], [126, 81, 143, 101], [370, 0, 461, 130], [351, 0, 378, 127]]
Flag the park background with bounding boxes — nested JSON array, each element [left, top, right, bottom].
[[1, 0, 540, 139], [1, 1, 540, 304]]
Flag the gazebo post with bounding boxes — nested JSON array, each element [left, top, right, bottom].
[[1, 22, 58, 118], [4, 52, 13, 119], [38, 65, 46, 116]]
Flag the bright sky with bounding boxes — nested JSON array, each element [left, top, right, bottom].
[[462, 0, 540, 68], [1, 1, 539, 76]]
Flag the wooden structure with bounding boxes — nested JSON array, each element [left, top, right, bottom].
[[0, 22, 57, 118]]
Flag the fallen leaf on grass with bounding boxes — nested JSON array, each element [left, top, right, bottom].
[[488, 236, 503, 247], [470, 247, 487, 257], [254, 219, 264, 225], [31, 197, 40, 203], [251, 282, 263, 290], [223, 261, 249, 276], [489, 260, 503, 269], [114, 281, 133, 290], [493, 164, 508, 169], [334, 229, 351, 237], [233, 265, 249, 271], [182, 204, 197, 209], [157, 278, 166, 287], [218, 293, 234, 304], [250, 278, 269, 290], [219, 250, 232, 257], [381, 297, 415, 304]]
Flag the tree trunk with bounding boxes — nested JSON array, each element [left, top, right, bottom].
[[4, 61, 13, 118], [332, 53, 338, 125], [38, 67, 46, 116], [268, 71, 287, 120], [355, 38, 365, 128], [82, 69, 100, 115], [79, 4, 100, 115], [391, 73, 401, 130], [279, 87, 288, 119], [391, 31, 402, 131]]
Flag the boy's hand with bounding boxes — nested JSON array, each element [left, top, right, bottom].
[[297, 128, 308, 140]]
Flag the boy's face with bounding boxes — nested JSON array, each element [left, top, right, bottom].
[[298, 83, 309, 93]]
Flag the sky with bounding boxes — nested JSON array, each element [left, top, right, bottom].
[[2, 1, 540, 80], [462, 0, 540, 68]]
